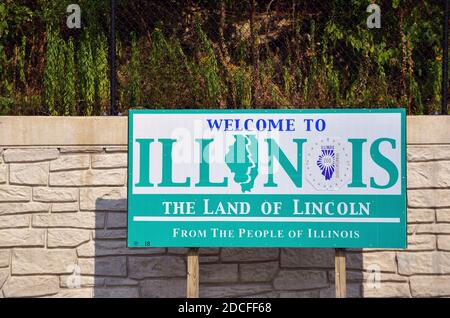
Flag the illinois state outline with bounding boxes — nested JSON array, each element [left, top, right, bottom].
[[225, 135, 258, 193]]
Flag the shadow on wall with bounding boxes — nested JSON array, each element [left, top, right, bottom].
[[92, 198, 364, 298]]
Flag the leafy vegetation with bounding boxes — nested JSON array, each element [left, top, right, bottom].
[[0, 0, 448, 115]]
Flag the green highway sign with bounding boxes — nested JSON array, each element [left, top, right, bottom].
[[127, 109, 406, 248]]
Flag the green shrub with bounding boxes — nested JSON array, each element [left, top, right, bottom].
[[79, 30, 95, 116], [43, 27, 60, 115], [63, 37, 77, 116]]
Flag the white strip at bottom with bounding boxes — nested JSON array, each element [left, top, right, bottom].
[[133, 216, 400, 223]]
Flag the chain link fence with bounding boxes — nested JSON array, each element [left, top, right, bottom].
[[0, 0, 448, 115]]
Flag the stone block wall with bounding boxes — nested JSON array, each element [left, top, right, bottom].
[[0, 116, 449, 297]]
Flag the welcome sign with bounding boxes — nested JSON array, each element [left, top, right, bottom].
[[127, 109, 406, 248]]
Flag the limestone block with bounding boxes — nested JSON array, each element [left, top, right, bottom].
[[51, 202, 79, 213], [50, 169, 126, 186], [59, 275, 101, 288], [0, 250, 10, 267], [273, 270, 328, 290], [78, 257, 127, 277], [221, 248, 279, 262], [106, 213, 127, 229], [140, 279, 185, 298], [199, 263, 238, 283], [408, 161, 450, 188], [0, 268, 9, 288], [0, 202, 49, 215], [410, 276, 450, 297], [362, 282, 411, 297], [104, 278, 139, 286], [128, 256, 185, 279], [91, 153, 127, 169], [32, 212, 104, 229], [94, 287, 139, 298], [0, 186, 31, 202], [200, 283, 272, 298], [3, 148, 58, 163], [0, 214, 29, 229], [280, 290, 320, 298], [281, 248, 334, 268], [92, 229, 127, 239], [408, 209, 435, 223], [0, 164, 6, 184], [407, 234, 436, 251], [437, 235, 450, 251], [33, 187, 78, 202], [50, 289, 93, 298], [80, 187, 126, 211], [240, 261, 279, 282], [0, 229, 45, 247], [2, 276, 59, 297], [407, 146, 450, 162], [436, 209, 450, 222], [363, 251, 398, 273], [319, 284, 362, 298], [408, 223, 450, 234], [47, 229, 91, 247], [10, 163, 48, 186], [50, 155, 90, 171], [397, 251, 450, 275], [12, 249, 76, 274], [408, 189, 450, 208]]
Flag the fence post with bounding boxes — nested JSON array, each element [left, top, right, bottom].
[[187, 248, 200, 298], [109, 0, 117, 116], [335, 248, 347, 298], [442, 0, 449, 115]]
